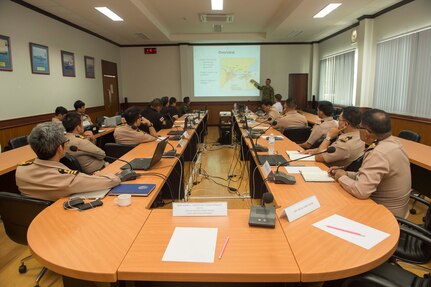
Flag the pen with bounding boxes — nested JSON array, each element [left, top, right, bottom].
[[218, 236, 230, 259], [326, 225, 365, 237]]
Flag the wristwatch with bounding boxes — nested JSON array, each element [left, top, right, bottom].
[[325, 136, 333, 142], [147, 123, 153, 127]]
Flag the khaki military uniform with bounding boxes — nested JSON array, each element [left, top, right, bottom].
[[322, 131, 364, 167], [65, 133, 106, 174], [114, 125, 155, 145], [52, 117, 62, 124], [253, 83, 274, 103], [338, 136, 411, 218], [80, 113, 93, 127], [305, 117, 338, 146], [273, 111, 308, 130], [265, 107, 281, 124], [16, 159, 120, 201]]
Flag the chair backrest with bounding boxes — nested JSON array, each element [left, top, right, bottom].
[[8, 135, 28, 149], [103, 143, 137, 163], [399, 130, 421, 143], [0, 192, 51, 245], [60, 153, 83, 172], [283, 126, 312, 144], [345, 156, 364, 172]]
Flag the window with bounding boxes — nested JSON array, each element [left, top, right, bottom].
[[374, 28, 431, 118], [319, 50, 356, 106]]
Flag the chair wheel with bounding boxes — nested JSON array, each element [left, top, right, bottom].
[[19, 264, 27, 273], [410, 208, 417, 215], [34, 285, 40, 287]]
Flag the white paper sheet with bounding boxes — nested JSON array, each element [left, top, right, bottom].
[[313, 214, 390, 250], [172, 202, 227, 217], [286, 150, 316, 161], [284, 166, 322, 174], [162, 227, 218, 263], [300, 170, 335, 182]]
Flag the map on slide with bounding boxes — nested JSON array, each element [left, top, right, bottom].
[[220, 58, 258, 92]]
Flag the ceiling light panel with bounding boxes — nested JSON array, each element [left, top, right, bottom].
[[211, 0, 223, 11], [313, 3, 342, 18], [95, 7, 124, 21]]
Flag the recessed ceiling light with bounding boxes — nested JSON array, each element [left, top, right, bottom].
[[211, 0, 223, 11], [313, 3, 342, 18], [95, 7, 124, 21]]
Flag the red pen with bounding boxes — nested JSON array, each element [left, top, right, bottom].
[[218, 236, 230, 259], [326, 225, 365, 237]]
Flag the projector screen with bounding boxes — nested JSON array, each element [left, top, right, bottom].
[[193, 45, 260, 97]]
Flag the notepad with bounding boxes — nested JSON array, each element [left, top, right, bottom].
[[284, 166, 322, 174], [300, 170, 335, 182], [109, 184, 156, 196], [286, 150, 316, 161]]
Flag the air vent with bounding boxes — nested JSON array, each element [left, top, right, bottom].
[[286, 31, 303, 39], [135, 33, 149, 40], [213, 24, 223, 33], [199, 14, 234, 23]]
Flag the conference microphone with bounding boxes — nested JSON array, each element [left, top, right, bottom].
[[68, 145, 138, 182], [166, 113, 182, 140], [251, 125, 274, 152], [272, 146, 337, 185], [249, 117, 272, 129], [249, 192, 276, 228], [144, 133, 178, 158]]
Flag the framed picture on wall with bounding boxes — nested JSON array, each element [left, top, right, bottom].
[[84, 56, 95, 78], [30, 43, 49, 74], [0, 35, 12, 71], [61, 50, 75, 77]]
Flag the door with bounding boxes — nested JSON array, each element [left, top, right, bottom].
[[101, 60, 120, 116], [288, 73, 308, 110]]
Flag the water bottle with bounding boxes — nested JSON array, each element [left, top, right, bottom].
[[234, 103, 237, 112], [268, 133, 275, 155]]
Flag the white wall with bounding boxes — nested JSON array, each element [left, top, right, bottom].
[[119, 44, 313, 103], [0, 1, 120, 121]]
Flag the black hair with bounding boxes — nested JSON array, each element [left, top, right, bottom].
[[169, 97, 177, 105], [74, 100, 85, 110], [183, 97, 190, 104], [285, 98, 297, 108], [55, 106, 68, 116], [266, 78, 271, 83], [341, 106, 361, 128], [274, 94, 282, 102], [124, 106, 141, 126], [361, 109, 391, 134], [317, 101, 334, 117], [62, 112, 82, 133], [261, 100, 273, 106], [150, 98, 162, 108], [161, 96, 169, 106]]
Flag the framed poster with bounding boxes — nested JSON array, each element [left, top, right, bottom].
[[0, 35, 12, 71], [84, 56, 95, 78], [30, 43, 49, 74], [61, 50, 75, 77]]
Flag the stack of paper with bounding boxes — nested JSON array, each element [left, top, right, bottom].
[[284, 166, 322, 174], [286, 150, 316, 161], [300, 170, 334, 182]]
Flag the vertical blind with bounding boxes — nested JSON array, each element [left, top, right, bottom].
[[319, 50, 356, 106], [374, 28, 431, 117]]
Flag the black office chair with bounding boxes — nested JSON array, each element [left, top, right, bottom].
[[393, 196, 431, 271], [60, 153, 83, 172], [0, 192, 52, 287], [399, 130, 421, 143], [103, 143, 137, 163], [339, 261, 431, 287], [309, 135, 326, 149], [283, 126, 311, 144], [8, 135, 29, 149], [345, 155, 364, 172]]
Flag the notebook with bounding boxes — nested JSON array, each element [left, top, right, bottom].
[[109, 184, 156, 196], [300, 170, 335, 182]]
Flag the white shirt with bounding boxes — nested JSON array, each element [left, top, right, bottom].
[[272, 102, 283, 113]]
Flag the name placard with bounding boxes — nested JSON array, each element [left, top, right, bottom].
[[262, 161, 273, 178], [173, 202, 228, 217], [177, 139, 185, 148], [183, 131, 190, 138], [281, 195, 320, 222]]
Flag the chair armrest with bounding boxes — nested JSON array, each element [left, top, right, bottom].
[[400, 225, 431, 245], [409, 194, 430, 207], [396, 217, 431, 238]]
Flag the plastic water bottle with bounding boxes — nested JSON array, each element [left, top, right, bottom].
[[234, 103, 237, 112], [268, 133, 275, 155]]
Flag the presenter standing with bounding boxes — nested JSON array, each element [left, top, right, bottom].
[[250, 78, 274, 103]]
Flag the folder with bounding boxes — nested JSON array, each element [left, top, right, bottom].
[[109, 184, 156, 196]]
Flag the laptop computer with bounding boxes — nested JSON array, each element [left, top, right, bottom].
[[120, 139, 168, 170], [248, 132, 287, 166]]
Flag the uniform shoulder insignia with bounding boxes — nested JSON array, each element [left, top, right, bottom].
[[75, 135, 85, 139], [58, 168, 79, 175], [365, 141, 378, 152], [18, 161, 33, 166], [340, 136, 353, 143]]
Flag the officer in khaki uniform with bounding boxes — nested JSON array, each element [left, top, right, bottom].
[[273, 98, 308, 130], [63, 112, 107, 174], [257, 100, 280, 124], [329, 109, 411, 218], [16, 122, 120, 202], [300, 101, 338, 149], [304, 107, 364, 168], [114, 106, 158, 145]]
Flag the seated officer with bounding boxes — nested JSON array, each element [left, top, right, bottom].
[[329, 109, 411, 218], [114, 106, 157, 145], [63, 112, 107, 174], [303, 106, 364, 167], [273, 98, 308, 130], [74, 100, 94, 139], [167, 97, 179, 120], [299, 101, 338, 149], [15, 122, 120, 201], [52, 106, 68, 124], [257, 100, 280, 124], [178, 96, 192, 116], [141, 98, 173, 132]]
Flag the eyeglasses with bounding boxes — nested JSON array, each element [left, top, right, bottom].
[[60, 138, 70, 147]]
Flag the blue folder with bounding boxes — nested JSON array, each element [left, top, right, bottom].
[[109, 184, 156, 197]]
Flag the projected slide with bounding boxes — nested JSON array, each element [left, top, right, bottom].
[[194, 46, 260, 97]]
